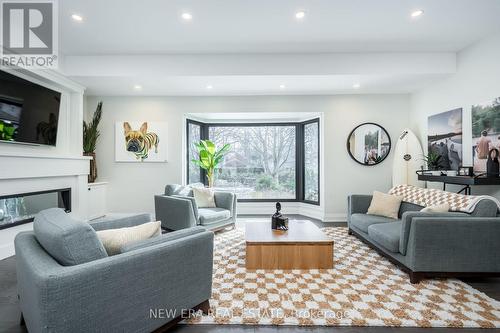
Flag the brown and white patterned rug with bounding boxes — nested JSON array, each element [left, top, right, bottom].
[[186, 225, 500, 328]]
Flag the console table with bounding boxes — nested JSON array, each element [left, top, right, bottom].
[[417, 174, 500, 195]]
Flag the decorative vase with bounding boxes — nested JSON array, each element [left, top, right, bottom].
[[84, 152, 98, 183]]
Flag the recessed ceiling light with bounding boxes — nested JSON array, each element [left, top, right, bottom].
[[411, 9, 424, 18], [181, 12, 193, 21], [71, 14, 83, 22], [353, 83, 361, 89], [206, 85, 213, 90], [133, 84, 142, 90], [295, 11, 306, 19], [279, 84, 286, 89]]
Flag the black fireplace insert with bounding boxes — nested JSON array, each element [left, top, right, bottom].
[[0, 188, 71, 230]]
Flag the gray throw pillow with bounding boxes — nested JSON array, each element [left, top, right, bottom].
[[34, 208, 107, 266]]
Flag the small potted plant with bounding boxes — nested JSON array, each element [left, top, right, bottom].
[[422, 151, 442, 175], [83, 102, 103, 183]]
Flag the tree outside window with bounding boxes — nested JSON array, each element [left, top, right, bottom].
[[304, 122, 319, 202], [209, 126, 296, 199]]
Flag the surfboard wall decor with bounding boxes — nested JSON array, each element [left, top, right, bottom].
[[392, 128, 426, 187]]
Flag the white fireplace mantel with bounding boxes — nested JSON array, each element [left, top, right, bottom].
[[0, 154, 91, 260], [0, 153, 91, 180]]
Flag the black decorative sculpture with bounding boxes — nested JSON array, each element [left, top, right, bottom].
[[272, 202, 289, 231], [487, 148, 499, 177], [275, 202, 281, 215]]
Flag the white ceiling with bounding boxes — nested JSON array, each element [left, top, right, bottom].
[[74, 74, 449, 96], [60, 0, 500, 54], [58, 0, 500, 96]]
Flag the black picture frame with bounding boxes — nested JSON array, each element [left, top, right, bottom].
[[346, 122, 391, 166]]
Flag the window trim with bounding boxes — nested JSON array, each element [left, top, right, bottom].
[[186, 118, 320, 205]]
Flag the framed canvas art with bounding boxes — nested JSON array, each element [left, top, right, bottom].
[[472, 97, 500, 172], [427, 108, 463, 171]]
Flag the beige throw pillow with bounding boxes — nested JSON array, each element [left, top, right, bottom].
[[420, 203, 450, 213], [367, 191, 403, 219], [193, 187, 216, 208], [96, 221, 161, 255]]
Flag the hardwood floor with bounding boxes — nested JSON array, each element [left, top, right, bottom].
[[168, 325, 500, 333], [2, 217, 499, 333]]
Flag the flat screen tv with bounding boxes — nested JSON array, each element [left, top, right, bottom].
[[0, 70, 61, 146]]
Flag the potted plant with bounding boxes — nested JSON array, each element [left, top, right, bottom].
[[423, 151, 442, 175], [83, 102, 103, 183], [192, 140, 230, 187]]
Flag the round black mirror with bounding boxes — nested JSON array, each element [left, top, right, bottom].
[[347, 123, 391, 166]]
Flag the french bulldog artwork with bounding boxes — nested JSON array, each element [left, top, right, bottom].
[[115, 121, 167, 162], [123, 122, 159, 161]]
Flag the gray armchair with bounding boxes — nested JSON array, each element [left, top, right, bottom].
[[155, 184, 237, 231], [15, 208, 214, 333]]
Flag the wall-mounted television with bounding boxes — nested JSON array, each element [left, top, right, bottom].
[[0, 70, 61, 146]]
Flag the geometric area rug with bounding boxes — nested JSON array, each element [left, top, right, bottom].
[[186, 226, 500, 328]]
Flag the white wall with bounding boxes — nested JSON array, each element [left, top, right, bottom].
[[0, 70, 87, 260], [410, 32, 500, 195], [86, 94, 410, 220]]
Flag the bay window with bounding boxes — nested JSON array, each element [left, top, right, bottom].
[[187, 118, 319, 204]]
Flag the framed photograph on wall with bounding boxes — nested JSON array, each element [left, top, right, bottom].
[[427, 108, 463, 171], [472, 97, 500, 172], [115, 121, 167, 162], [458, 166, 474, 176]]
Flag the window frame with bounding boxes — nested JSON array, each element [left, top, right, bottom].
[[186, 119, 206, 184], [186, 118, 320, 205], [301, 118, 320, 205]]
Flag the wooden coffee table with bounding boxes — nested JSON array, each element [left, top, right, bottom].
[[245, 220, 334, 269]]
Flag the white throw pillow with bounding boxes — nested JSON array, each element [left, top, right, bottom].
[[367, 191, 403, 219], [420, 203, 450, 213], [96, 221, 161, 255], [193, 187, 216, 208]]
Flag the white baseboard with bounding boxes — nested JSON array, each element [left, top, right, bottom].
[[237, 202, 301, 215], [0, 222, 33, 260], [0, 243, 14, 260], [237, 201, 346, 223], [322, 214, 347, 222], [298, 203, 324, 221]]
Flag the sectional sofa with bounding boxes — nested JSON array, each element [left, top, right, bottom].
[[347, 194, 500, 283]]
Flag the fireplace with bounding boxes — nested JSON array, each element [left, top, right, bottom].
[[0, 188, 71, 230]]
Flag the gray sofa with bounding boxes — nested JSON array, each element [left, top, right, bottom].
[[348, 195, 500, 283], [155, 184, 236, 231], [15, 208, 214, 333]]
